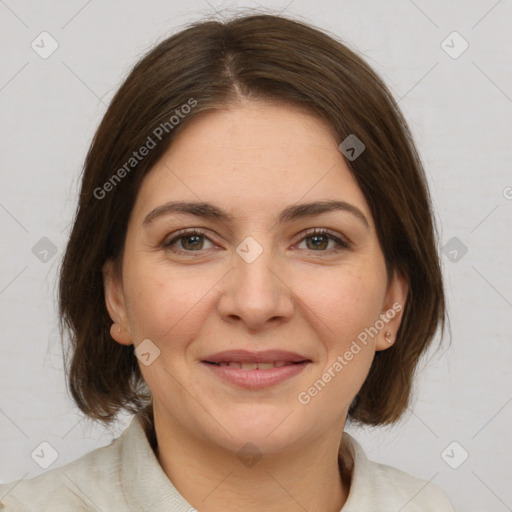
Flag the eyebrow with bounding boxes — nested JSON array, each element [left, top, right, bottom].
[[142, 199, 370, 229]]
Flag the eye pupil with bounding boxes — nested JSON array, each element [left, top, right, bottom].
[[308, 235, 328, 250], [182, 234, 203, 250], [165, 229, 346, 254]]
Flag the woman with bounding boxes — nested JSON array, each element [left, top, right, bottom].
[[0, 12, 454, 511]]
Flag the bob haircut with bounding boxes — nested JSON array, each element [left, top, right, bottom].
[[58, 12, 447, 430]]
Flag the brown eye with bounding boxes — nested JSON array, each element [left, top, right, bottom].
[[163, 230, 215, 252], [297, 228, 350, 252]]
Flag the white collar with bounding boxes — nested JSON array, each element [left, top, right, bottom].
[[119, 414, 450, 511]]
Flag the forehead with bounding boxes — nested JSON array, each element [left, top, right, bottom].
[[131, 101, 372, 226]]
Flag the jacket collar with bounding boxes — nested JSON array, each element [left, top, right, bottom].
[[121, 414, 193, 511]]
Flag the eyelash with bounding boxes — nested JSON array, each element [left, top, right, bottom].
[[162, 228, 350, 255]]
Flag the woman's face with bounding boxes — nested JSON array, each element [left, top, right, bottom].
[[104, 99, 407, 454]]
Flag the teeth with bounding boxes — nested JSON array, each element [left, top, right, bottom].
[[240, 362, 258, 370], [256, 362, 275, 370], [216, 360, 296, 370]]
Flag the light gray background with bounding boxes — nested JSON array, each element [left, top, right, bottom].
[[1, 0, 511, 510]]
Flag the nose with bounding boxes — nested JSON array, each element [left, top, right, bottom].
[[216, 238, 295, 333]]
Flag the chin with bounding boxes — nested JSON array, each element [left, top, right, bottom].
[[205, 403, 309, 453]]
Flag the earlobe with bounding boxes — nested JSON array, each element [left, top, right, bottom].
[[109, 322, 132, 346], [375, 270, 409, 352], [102, 259, 132, 346]]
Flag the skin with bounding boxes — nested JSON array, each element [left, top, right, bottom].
[[103, 98, 408, 512]]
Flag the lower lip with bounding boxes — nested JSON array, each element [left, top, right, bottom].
[[202, 362, 310, 389]]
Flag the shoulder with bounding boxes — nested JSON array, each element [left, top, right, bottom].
[[371, 460, 455, 511], [341, 433, 455, 512], [0, 433, 126, 512]]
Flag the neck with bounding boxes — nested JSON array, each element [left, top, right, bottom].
[[150, 408, 351, 512]]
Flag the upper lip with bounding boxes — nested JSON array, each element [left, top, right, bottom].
[[203, 350, 311, 364]]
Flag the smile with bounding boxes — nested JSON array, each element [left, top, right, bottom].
[[207, 360, 300, 370], [201, 350, 312, 389]]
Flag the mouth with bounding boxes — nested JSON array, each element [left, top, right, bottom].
[[201, 350, 312, 389], [204, 360, 305, 370]]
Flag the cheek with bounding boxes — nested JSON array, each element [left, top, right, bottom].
[[292, 268, 386, 419], [123, 259, 219, 344], [294, 264, 385, 343]]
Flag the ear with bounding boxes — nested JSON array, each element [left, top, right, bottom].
[[375, 269, 409, 352], [102, 259, 132, 346]]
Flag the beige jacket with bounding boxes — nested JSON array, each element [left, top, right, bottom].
[[0, 415, 455, 511]]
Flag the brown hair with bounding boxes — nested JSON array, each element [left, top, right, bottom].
[[58, 11, 448, 429]]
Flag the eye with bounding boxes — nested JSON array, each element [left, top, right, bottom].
[[295, 228, 350, 252], [162, 227, 350, 255], [162, 229, 216, 253]]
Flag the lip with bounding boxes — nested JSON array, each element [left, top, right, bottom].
[[203, 349, 310, 364], [201, 350, 312, 390]]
